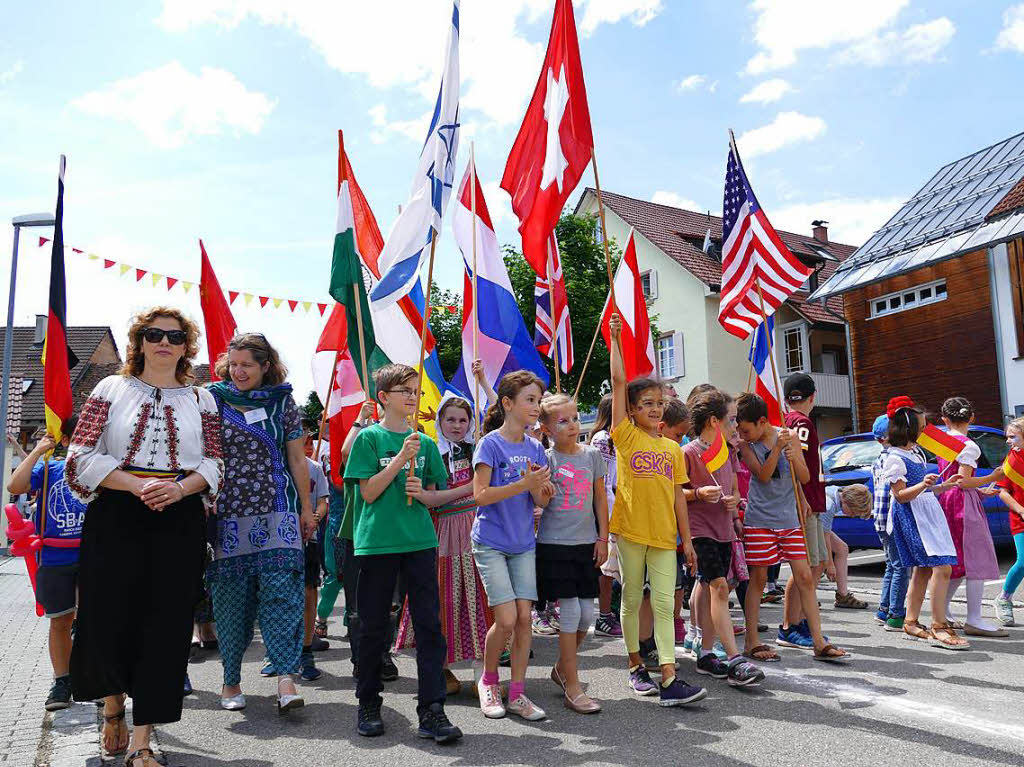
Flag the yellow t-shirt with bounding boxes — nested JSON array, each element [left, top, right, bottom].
[[609, 419, 688, 549]]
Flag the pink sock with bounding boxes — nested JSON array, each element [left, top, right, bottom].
[[509, 681, 525, 701], [482, 670, 499, 686]]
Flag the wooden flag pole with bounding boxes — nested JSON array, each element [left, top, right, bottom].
[[339, 131, 372, 402], [572, 290, 609, 400], [590, 148, 625, 364], [313, 349, 342, 465], [470, 143, 482, 433], [548, 247, 561, 393], [407, 229, 440, 502], [754, 278, 809, 540]]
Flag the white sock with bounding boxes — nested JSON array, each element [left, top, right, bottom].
[[966, 580, 999, 630]]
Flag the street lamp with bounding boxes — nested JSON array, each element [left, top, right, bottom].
[[1, 213, 56, 492]]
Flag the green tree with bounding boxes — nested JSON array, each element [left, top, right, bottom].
[[428, 281, 463, 381], [302, 390, 323, 431]]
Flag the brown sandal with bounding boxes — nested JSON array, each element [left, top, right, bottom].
[[744, 644, 780, 662], [902, 620, 931, 641], [124, 747, 157, 766], [813, 643, 849, 662], [102, 708, 128, 755], [930, 624, 970, 651]]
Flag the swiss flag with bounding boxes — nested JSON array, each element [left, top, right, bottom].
[[501, 0, 594, 278], [199, 240, 237, 380], [600, 229, 655, 380]]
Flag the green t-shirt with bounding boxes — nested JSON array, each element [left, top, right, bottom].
[[343, 423, 446, 556], [338, 483, 356, 541]]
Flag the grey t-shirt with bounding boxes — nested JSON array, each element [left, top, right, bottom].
[[538, 445, 607, 545], [743, 439, 800, 530]]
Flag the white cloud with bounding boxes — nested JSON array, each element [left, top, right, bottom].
[[838, 17, 955, 66], [481, 180, 515, 225], [157, 1, 661, 129], [651, 190, 702, 212], [368, 103, 430, 144], [739, 78, 793, 104], [676, 74, 706, 92], [578, 0, 664, 36], [0, 59, 23, 85], [996, 4, 1024, 53], [737, 112, 826, 158], [768, 196, 904, 247], [71, 62, 275, 149]]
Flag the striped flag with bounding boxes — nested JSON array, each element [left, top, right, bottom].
[[748, 316, 783, 426], [42, 156, 76, 441], [718, 136, 814, 340], [600, 229, 655, 380], [533, 234, 573, 373], [1003, 449, 1024, 492], [701, 427, 729, 473], [917, 424, 965, 463]]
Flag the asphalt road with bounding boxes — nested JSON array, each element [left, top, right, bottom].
[[159, 549, 1024, 767]]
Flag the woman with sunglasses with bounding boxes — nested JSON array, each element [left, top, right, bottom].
[[66, 307, 223, 767], [205, 333, 316, 714]]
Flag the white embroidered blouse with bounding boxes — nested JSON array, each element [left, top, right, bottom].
[[66, 375, 224, 507]]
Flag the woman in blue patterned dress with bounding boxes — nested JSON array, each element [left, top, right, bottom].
[[206, 333, 316, 713]]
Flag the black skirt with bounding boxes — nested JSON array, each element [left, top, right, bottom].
[[536, 542, 600, 604], [71, 490, 206, 725]]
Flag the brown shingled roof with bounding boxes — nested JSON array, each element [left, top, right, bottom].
[[576, 189, 853, 324], [5, 376, 22, 438], [987, 176, 1024, 221]]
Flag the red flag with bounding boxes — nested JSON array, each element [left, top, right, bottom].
[[39, 236, 50, 247], [228, 290, 239, 304], [199, 240, 237, 381], [259, 296, 269, 308], [42, 156, 75, 442], [600, 230, 655, 380], [135, 268, 147, 281], [103, 259, 115, 269], [501, 0, 594, 278], [288, 299, 298, 312], [317, 302, 327, 316]]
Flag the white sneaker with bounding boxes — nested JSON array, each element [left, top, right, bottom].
[[995, 597, 1016, 627], [220, 694, 246, 711], [506, 693, 546, 721], [477, 677, 505, 719]]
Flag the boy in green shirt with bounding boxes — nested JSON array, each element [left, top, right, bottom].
[[344, 364, 462, 744]]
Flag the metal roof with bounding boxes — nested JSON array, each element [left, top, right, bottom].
[[811, 131, 1024, 300]]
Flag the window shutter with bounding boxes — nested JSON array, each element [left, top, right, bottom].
[[673, 331, 684, 377], [648, 269, 659, 300]]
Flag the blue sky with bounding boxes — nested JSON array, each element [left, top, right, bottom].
[[3, 0, 1024, 397]]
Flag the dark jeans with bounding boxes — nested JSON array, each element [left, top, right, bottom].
[[355, 548, 446, 712]]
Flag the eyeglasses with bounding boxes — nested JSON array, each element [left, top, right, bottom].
[[387, 388, 421, 398], [142, 327, 187, 345]]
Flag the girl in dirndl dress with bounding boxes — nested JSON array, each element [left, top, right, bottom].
[[935, 397, 1005, 637], [882, 400, 967, 650]]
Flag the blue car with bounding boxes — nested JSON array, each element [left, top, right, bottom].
[[821, 426, 1011, 549]]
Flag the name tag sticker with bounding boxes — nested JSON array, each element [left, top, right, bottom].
[[244, 407, 268, 425]]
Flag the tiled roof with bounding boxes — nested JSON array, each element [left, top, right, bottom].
[[192, 364, 212, 386], [988, 175, 1024, 220], [578, 189, 853, 324], [71, 363, 123, 415], [0, 326, 118, 426], [5, 376, 22, 438]]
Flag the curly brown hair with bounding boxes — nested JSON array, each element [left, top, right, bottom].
[[120, 306, 200, 384], [213, 333, 289, 387]]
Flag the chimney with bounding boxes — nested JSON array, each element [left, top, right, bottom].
[[33, 314, 47, 346], [811, 219, 829, 243]]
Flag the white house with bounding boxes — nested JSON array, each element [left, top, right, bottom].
[[575, 189, 857, 440]]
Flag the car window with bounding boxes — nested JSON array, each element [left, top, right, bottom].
[[821, 440, 881, 473], [970, 430, 1008, 471]]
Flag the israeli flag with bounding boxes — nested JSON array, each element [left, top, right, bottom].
[[370, 0, 460, 309]]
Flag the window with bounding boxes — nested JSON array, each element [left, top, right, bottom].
[[657, 333, 684, 379], [594, 217, 603, 246], [640, 270, 658, 300], [781, 323, 807, 374], [21, 379, 33, 394], [799, 272, 820, 294], [869, 279, 947, 319], [971, 429, 1009, 471], [1011, 238, 1024, 357]]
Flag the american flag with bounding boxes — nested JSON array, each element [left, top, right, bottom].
[[534, 234, 573, 373], [718, 137, 813, 340]]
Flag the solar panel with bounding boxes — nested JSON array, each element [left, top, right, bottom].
[[811, 131, 1024, 300]]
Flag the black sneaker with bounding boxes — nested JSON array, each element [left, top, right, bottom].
[[300, 651, 323, 682], [310, 636, 330, 652], [726, 659, 765, 688], [695, 652, 729, 679], [658, 678, 708, 707], [45, 676, 72, 711], [183, 673, 194, 697], [357, 699, 385, 737], [351, 663, 359, 680], [380, 653, 399, 682], [417, 702, 463, 744]]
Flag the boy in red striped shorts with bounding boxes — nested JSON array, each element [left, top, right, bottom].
[[734, 394, 848, 663]]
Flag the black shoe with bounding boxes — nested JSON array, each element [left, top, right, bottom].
[[695, 652, 729, 679], [183, 673, 194, 697], [418, 702, 463, 744], [352, 663, 360, 680], [310, 636, 330, 652], [380, 653, 399, 682], [300, 652, 323, 682], [45, 676, 72, 711], [357, 699, 385, 737]]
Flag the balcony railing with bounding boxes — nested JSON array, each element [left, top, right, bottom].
[[808, 372, 851, 410]]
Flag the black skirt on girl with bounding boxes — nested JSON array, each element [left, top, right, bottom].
[[71, 490, 206, 725], [536, 542, 600, 605]]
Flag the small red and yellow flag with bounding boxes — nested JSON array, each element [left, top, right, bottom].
[[1003, 449, 1024, 492], [916, 423, 963, 464], [700, 427, 730, 474]]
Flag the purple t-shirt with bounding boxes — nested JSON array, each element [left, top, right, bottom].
[[471, 431, 547, 554]]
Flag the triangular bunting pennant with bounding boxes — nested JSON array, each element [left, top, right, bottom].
[[302, 301, 312, 313], [135, 268, 147, 282], [317, 303, 327, 316], [272, 298, 284, 309], [182, 281, 194, 293], [288, 300, 298, 312], [104, 259, 115, 269], [259, 296, 269, 308], [39, 236, 50, 247], [229, 291, 239, 305], [166, 277, 178, 290], [71, 248, 83, 254], [119, 264, 131, 276], [243, 293, 254, 307], [87, 253, 99, 261], [151, 273, 163, 287]]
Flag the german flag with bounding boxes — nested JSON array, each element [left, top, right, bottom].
[[700, 427, 730, 474], [916, 423, 963, 464], [1004, 449, 1024, 492], [42, 156, 76, 442]]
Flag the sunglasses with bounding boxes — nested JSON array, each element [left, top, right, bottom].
[[142, 327, 187, 345]]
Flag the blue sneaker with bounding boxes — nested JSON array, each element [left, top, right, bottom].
[[682, 634, 694, 657], [628, 666, 659, 697], [300, 651, 322, 682], [261, 659, 278, 677], [874, 609, 888, 624], [797, 619, 828, 644], [183, 674, 193, 697], [658, 677, 708, 707], [776, 624, 813, 649], [712, 640, 728, 661]]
